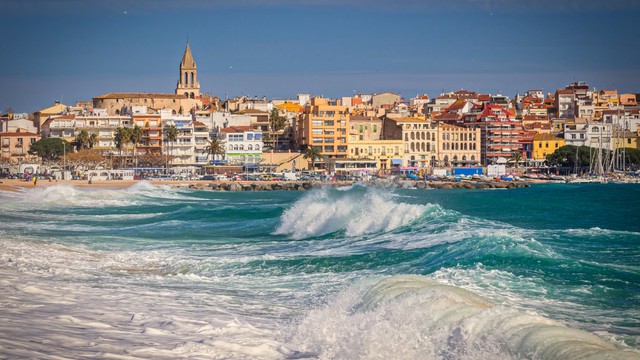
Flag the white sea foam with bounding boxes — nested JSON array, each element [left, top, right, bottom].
[[274, 188, 427, 239], [0, 181, 200, 209], [286, 275, 640, 360]]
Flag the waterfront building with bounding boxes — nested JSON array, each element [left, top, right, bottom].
[[296, 97, 349, 161], [533, 133, 565, 165], [382, 116, 436, 167], [160, 111, 196, 167], [436, 123, 481, 167], [133, 113, 162, 156], [347, 139, 403, 170], [193, 121, 210, 166], [219, 126, 263, 167], [564, 120, 613, 151], [0, 128, 40, 164], [462, 104, 523, 165]]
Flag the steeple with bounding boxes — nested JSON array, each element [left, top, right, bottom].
[[180, 40, 196, 69], [176, 40, 200, 99]]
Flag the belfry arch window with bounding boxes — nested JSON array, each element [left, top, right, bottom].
[[184, 72, 188, 85], [190, 72, 195, 85]]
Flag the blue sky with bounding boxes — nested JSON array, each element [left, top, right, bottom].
[[1, 0, 639, 112]]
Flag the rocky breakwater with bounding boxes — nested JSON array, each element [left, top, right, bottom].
[[188, 181, 322, 191], [186, 179, 530, 191]]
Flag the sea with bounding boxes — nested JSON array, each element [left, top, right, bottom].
[[0, 181, 639, 360]]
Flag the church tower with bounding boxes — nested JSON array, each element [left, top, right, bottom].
[[176, 41, 200, 99]]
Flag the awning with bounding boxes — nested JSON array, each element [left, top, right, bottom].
[[391, 159, 403, 165]]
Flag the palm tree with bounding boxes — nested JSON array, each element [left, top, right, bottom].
[[268, 108, 286, 151], [75, 129, 90, 151], [163, 124, 178, 173], [88, 132, 98, 149], [130, 125, 143, 168], [303, 146, 322, 171], [509, 152, 524, 168], [204, 137, 225, 166], [114, 127, 132, 168]]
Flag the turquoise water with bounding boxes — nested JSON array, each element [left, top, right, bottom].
[[0, 182, 638, 359]]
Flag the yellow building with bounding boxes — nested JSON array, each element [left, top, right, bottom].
[[296, 97, 349, 160], [533, 133, 565, 161], [348, 139, 403, 170], [611, 131, 638, 150]]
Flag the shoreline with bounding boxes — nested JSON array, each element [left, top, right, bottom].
[[0, 177, 544, 193]]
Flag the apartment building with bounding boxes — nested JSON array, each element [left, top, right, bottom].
[[296, 97, 349, 159], [219, 126, 263, 166]]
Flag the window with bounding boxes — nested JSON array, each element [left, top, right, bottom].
[[255, 133, 262, 140], [359, 125, 363, 133], [312, 120, 322, 127], [373, 125, 377, 133], [324, 120, 334, 126], [312, 129, 323, 135], [246, 133, 254, 140]]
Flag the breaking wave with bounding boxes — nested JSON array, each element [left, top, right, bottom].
[[274, 187, 428, 239]]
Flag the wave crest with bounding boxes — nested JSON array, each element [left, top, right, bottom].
[[274, 188, 427, 239], [287, 275, 639, 360]]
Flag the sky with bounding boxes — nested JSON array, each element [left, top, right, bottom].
[[1, 0, 640, 113]]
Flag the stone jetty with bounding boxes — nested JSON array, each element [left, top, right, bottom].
[[185, 179, 531, 191]]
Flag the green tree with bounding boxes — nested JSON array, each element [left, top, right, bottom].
[[163, 124, 178, 172], [621, 147, 640, 167], [88, 132, 98, 149], [546, 145, 591, 168], [509, 152, 523, 168], [268, 108, 286, 151], [204, 137, 225, 165], [114, 127, 133, 168], [75, 129, 90, 151], [303, 146, 322, 171], [130, 125, 143, 168], [29, 138, 71, 163]]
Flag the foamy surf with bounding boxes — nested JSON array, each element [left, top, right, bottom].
[[287, 275, 640, 360], [274, 187, 427, 239]]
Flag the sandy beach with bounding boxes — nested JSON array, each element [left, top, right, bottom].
[[0, 178, 183, 192]]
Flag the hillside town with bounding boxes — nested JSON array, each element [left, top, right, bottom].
[[1, 42, 639, 182]]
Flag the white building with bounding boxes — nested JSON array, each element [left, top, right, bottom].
[[564, 121, 612, 150], [219, 126, 263, 166], [161, 110, 195, 167]]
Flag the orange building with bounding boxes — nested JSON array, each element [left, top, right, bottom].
[[296, 98, 349, 161]]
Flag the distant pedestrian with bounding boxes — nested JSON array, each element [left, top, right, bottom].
[[33, 175, 37, 186]]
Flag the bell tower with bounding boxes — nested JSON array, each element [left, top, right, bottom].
[[175, 40, 200, 99]]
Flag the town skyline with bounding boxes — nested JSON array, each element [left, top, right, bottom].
[[2, 0, 640, 112]]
